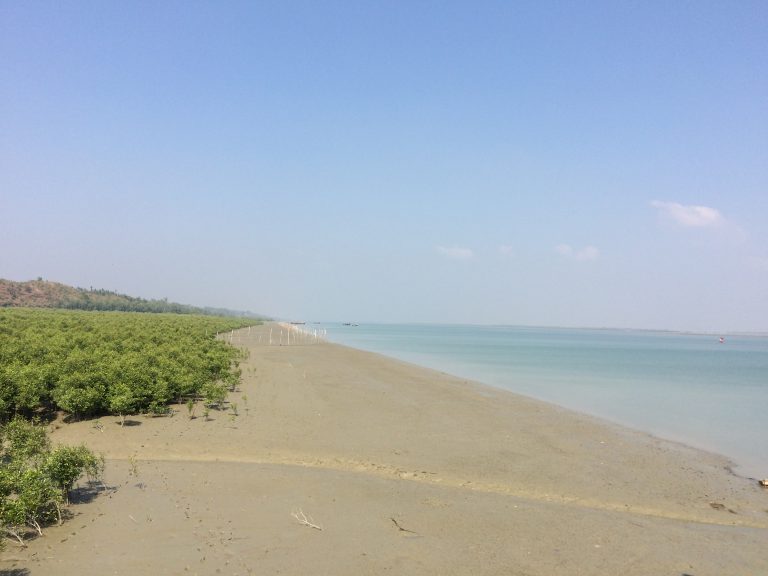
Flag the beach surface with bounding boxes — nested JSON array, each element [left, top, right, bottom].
[[3, 323, 767, 575]]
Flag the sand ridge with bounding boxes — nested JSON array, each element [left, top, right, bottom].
[[82, 453, 764, 530]]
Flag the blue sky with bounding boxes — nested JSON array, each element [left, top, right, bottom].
[[2, 1, 767, 331]]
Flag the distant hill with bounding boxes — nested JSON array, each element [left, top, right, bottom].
[[0, 278, 263, 318]]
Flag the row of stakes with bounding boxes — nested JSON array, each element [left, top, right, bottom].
[[216, 325, 327, 345]]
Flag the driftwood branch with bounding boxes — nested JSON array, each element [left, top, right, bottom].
[[390, 517, 418, 534], [291, 509, 322, 530]]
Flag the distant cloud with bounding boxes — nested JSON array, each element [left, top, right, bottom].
[[750, 256, 768, 272], [576, 245, 600, 261], [498, 245, 515, 257], [651, 201, 723, 228], [555, 244, 599, 261], [437, 246, 474, 260]]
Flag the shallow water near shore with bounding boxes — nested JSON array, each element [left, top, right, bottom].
[[324, 324, 768, 479]]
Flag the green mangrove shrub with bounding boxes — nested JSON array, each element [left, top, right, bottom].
[[0, 418, 104, 545], [0, 309, 256, 420]]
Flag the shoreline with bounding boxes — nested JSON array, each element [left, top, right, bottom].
[[4, 323, 767, 575], [320, 322, 767, 479], [321, 333, 745, 480]]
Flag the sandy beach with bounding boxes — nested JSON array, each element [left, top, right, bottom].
[[3, 323, 767, 575]]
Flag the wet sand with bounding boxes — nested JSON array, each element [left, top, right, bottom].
[[3, 323, 767, 575]]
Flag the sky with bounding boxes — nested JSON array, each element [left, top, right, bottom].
[[1, 1, 767, 332]]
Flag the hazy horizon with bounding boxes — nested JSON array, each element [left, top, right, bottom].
[[3, 2, 767, 333]]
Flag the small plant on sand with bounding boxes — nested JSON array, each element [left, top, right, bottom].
[[146, 402, 172, 418], [186, 398, 196, 420], [42, 445, 105, 504], [108, 382, 138, 427], [202, 382, 227, 410], [128, 453, 139, 478], [202, 406, 210, 421], [227, 371, 241, 392]]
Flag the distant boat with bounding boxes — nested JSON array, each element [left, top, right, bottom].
[[719, 336, 725, 344]]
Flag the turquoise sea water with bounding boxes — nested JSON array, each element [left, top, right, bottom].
[[324, 324, 768, 479]]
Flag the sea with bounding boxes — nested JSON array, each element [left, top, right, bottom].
[[322, 323, 768, 479]]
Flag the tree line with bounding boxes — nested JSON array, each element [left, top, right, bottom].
[[0, 278, 264, 318]]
